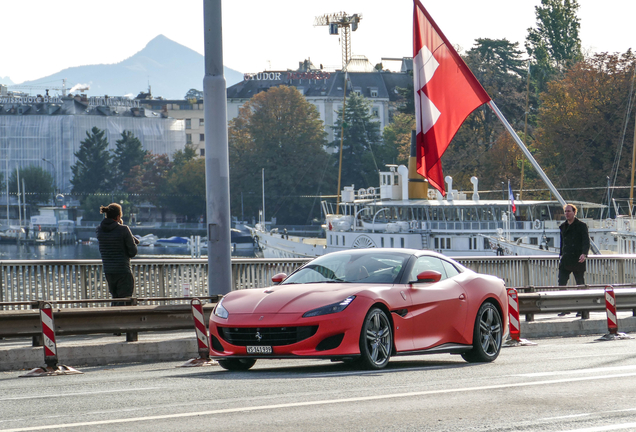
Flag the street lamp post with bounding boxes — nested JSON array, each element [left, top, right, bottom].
[[42, 158, 56, 205]]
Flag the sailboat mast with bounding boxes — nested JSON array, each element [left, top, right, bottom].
[[335, 71, 348, 216], [630, 110, 636, 215], [520, 63, 531, 200]]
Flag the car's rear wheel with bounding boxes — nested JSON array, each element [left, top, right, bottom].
[[357, 307, 392, 369], [462, 302, 503, 363], [217, 358, 257, 371]]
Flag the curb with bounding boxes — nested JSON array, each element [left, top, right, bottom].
[[521, 316, 636, 339], [1, 337, 198, 372]]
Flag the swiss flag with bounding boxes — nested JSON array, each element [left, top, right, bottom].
[[413, 0, 491, 195]]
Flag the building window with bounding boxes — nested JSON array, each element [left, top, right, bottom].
[[381, 237, 385, 247], [400, 238, 405, 248], [200, 148, 205, 156], [390, 237, 394, 247], [185, 119, 192, 129], [342, 236, 345, 246], [200, 134, 205, 142], [186, 134, 192, 144], [372, 107, 379, 118], [199, 118, 204, 127], [370, 89, 378, 97]]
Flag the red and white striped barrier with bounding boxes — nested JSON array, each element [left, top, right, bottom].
[[595, 285, 633, 341], [605, 285, 618, 335], [179, 298, 217, 367], [504, 287, 536, 347], [507, 288, 520, 342], [20, 303, 82, 377]]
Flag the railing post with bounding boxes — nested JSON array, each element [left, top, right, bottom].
[[617, 259, 625, 285], [523, 259, 530, 287], [80, 266, 87, 300], [525, 285, 535, 322]]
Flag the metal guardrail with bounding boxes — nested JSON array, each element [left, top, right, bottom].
[[2, 288, 636, 346], [0, 298, 218, 345]]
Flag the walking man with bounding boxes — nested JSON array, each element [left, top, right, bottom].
[[557, 204, 590, 316], [96, 203, 140, 306]]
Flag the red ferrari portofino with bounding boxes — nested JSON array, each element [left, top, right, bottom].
[[209, 249, 508, 370]]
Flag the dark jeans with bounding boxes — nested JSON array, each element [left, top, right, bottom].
[[106, 273, 135, 306], [558, 267, 585, 286]]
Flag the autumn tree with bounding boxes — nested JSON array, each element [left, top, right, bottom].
[[125, 153, 173, 221], [533, 51, 636, 204], [164, 158, 206, 220], [228, 85, 334, 225]]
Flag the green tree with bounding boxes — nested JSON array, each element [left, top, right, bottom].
[[172, 144, 197, 169], [112, 131, 147, 189], [70, 127, 112, 199], [228, 85, 333, 224], [164, 158, 206, 220], [80, 193, 133, 222], [330, 93, 385, 189], [526, 0, 582, 92], [9, 166, 54, 204], [184, 89, 203, 100], [382, 112, 415, 166]]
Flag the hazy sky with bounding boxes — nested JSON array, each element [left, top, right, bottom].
[[2, 0, 634, 85]]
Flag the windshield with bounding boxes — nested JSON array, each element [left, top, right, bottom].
[[282, 252, 410, 284]]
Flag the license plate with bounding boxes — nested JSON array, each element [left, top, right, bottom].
[[247, 346, 272, 354]]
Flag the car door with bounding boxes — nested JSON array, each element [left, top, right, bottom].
[[406, 256, 468, 350]]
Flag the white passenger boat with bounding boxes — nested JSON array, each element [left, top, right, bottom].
[[252, 165, 622, 258]]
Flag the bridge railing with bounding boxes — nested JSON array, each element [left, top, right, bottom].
[[3, 255, 636, 309]]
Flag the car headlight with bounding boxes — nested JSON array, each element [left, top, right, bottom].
[[302, 296, 356, 318], [214, 297, 229, 319]]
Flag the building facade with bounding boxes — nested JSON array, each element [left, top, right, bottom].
[[0, 91, 185, 193]]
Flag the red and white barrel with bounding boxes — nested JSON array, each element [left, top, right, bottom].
[[605, 285, 618, 335], [40, 303, 58, 368], [507, 288, 520, 342], [191, 298, 210, 358]]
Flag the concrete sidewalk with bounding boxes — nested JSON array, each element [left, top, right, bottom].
[[1, 312, 635, 372]]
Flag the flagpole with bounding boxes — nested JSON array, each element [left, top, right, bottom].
[[488, 101, 565, 206], [489, 100, 601, 254]]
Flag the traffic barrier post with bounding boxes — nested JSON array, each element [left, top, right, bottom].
[[179, 298, 217, 367], [596, 286, 634, 341], [20, 303, 82, 377], [504, 287, 536, 347]]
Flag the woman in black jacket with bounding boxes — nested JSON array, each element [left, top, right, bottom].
[[96, 203, 140, 305]]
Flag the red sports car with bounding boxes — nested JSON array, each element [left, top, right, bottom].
[[208, 249, 508, 370]]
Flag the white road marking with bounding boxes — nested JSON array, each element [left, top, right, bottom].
[[0, 387, 161, 401], [514, 364, 636, 378], [560, 423, 636, 432], [4, 372, 636, 431]]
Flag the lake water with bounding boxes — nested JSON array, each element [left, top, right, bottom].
[[0, 242, 258, 260]]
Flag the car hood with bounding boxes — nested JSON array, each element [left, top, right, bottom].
[[221, 283, 369, 314]]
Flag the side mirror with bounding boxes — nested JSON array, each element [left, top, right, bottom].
[[416, 270, 442, 283], [271, 272, 287, 284]]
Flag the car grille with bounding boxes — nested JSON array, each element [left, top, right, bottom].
[[218, 326, 319, 347]]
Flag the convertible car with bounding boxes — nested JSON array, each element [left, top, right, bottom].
[[209, 249, 508, 370]]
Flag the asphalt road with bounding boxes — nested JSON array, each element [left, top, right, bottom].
[[1, 335, 636, 432]]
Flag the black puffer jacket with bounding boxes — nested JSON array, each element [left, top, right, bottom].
[[559, 217, 590, 272], [96, 218, 139, 274]]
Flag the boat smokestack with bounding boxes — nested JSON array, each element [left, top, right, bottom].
[[408, 130, 429, 199]]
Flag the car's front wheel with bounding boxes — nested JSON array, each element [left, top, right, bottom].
[[217, 358, 257, 371], [357, 307, 392, 369], [462, 302, 503, 363]]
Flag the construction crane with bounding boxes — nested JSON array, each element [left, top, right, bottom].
[[314, 12, 362, 70], [7, 79, 89, 97]]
